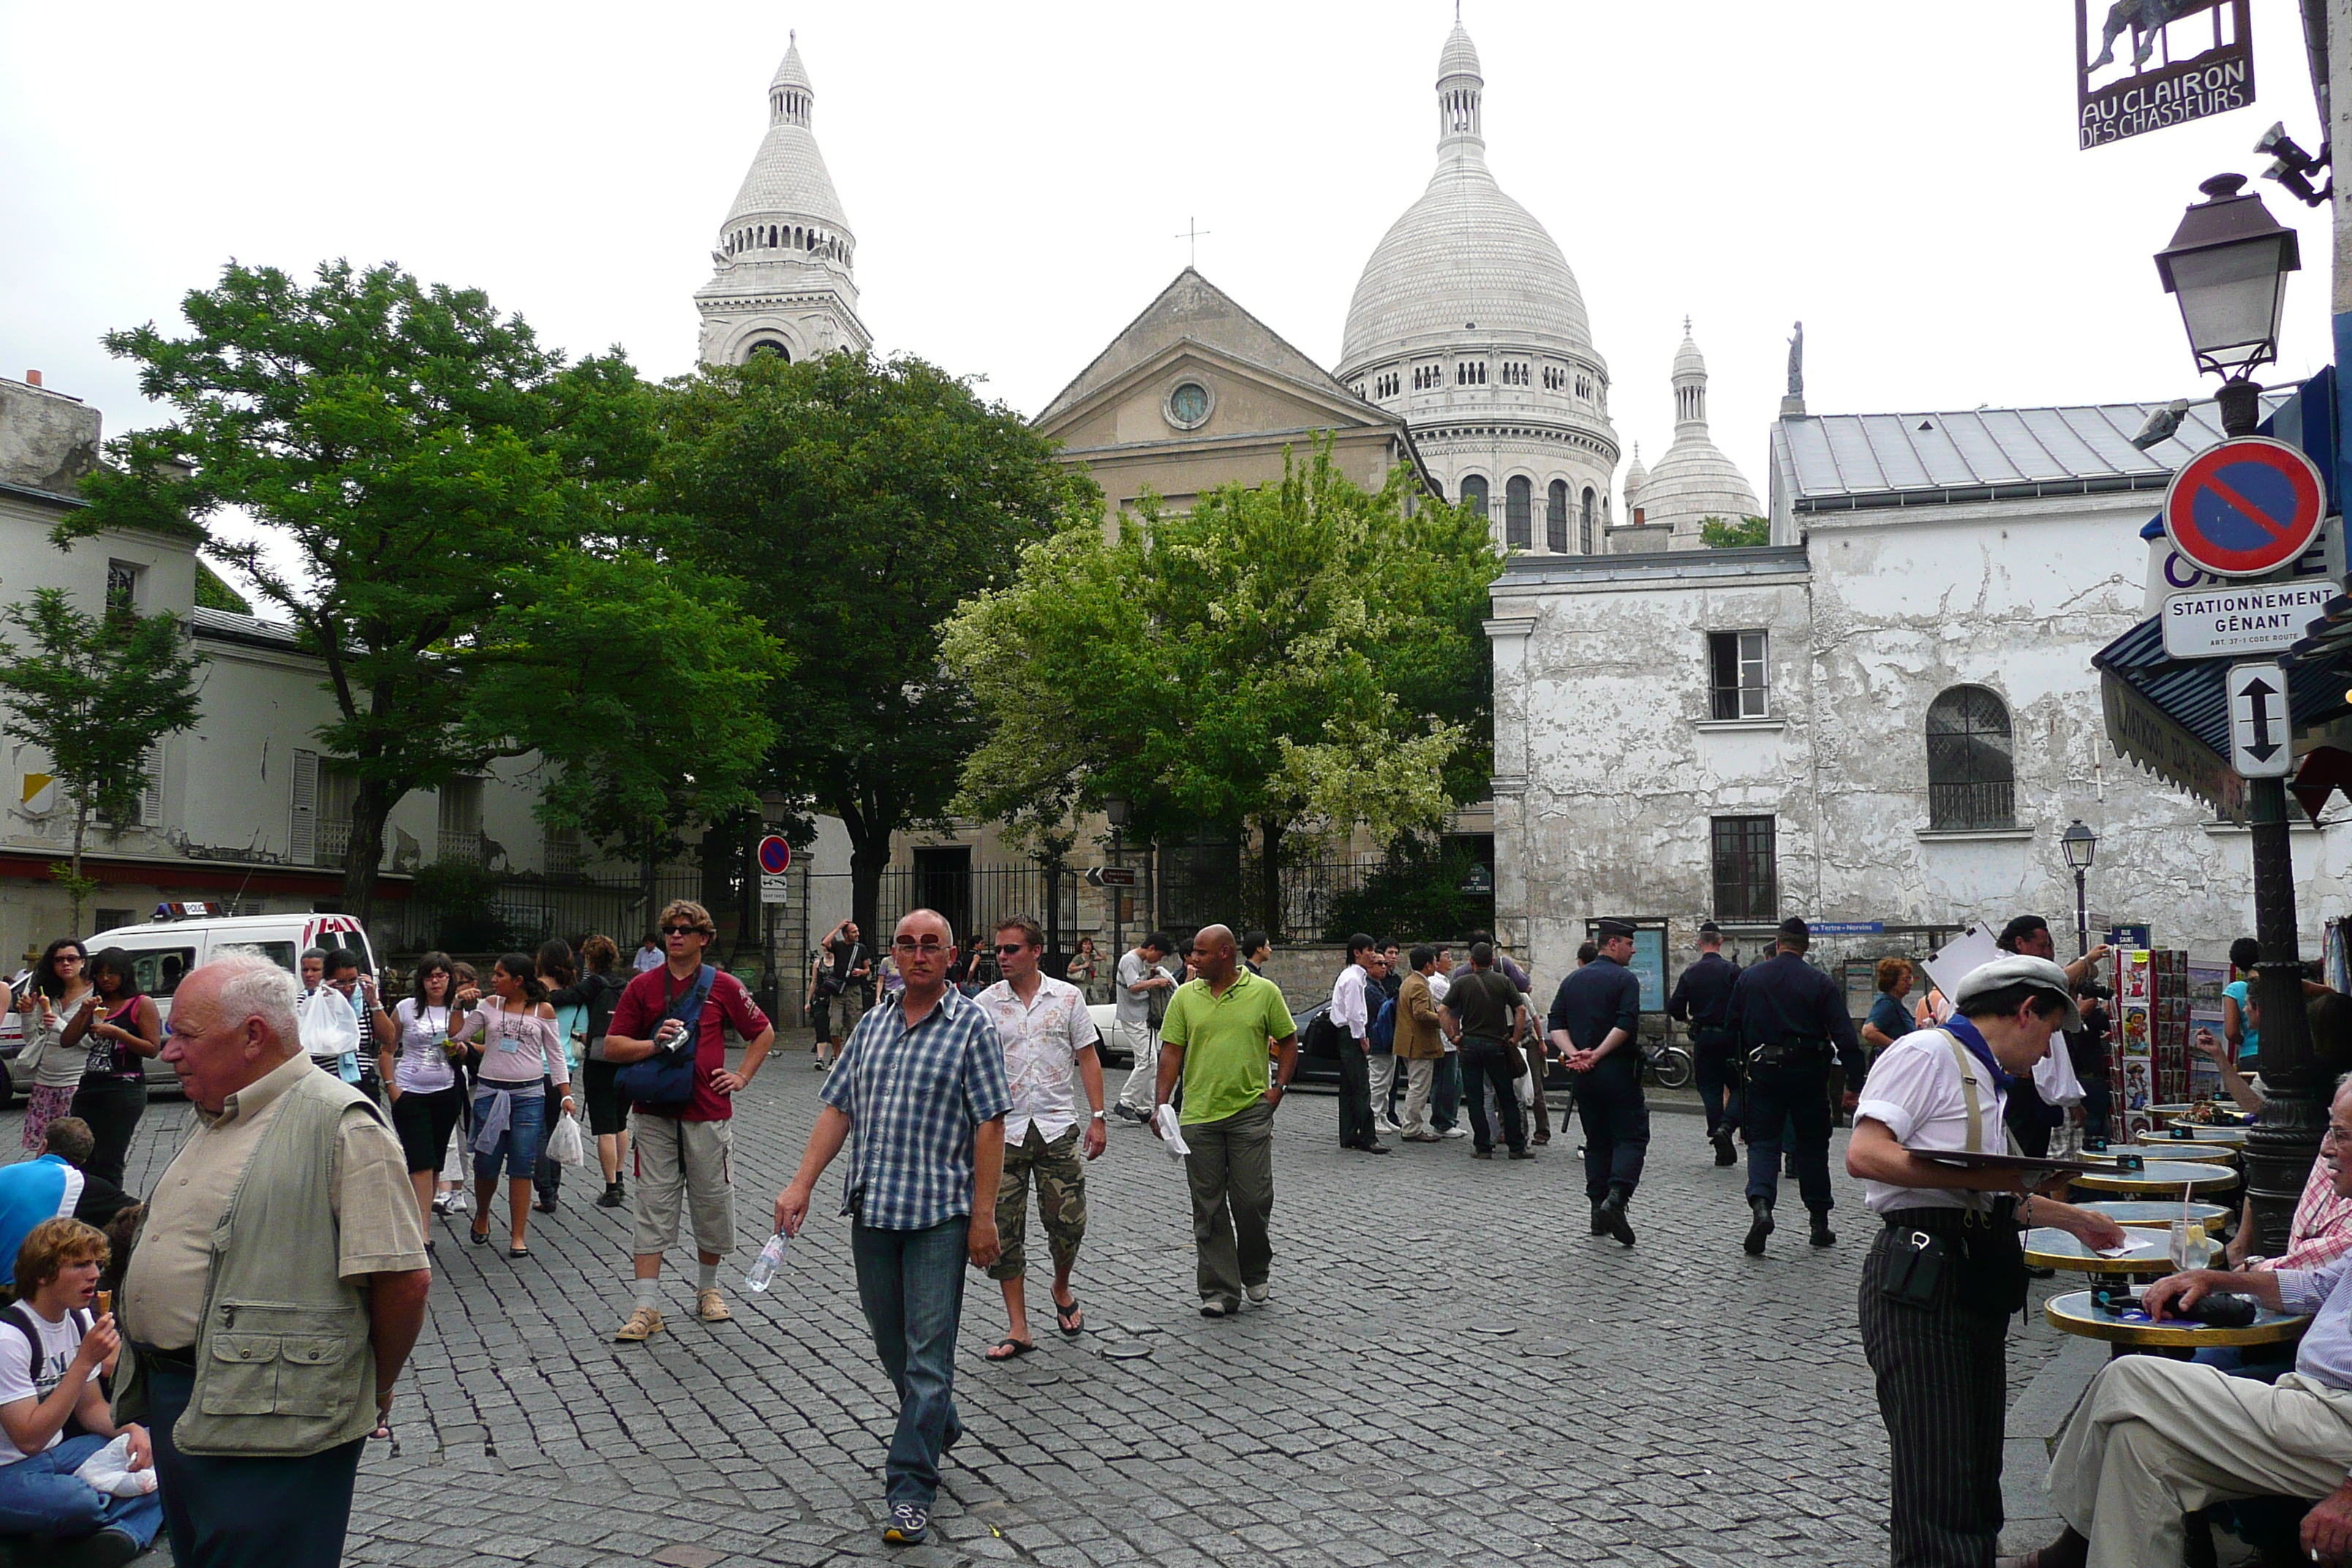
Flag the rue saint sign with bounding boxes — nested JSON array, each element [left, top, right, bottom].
[[2225, 660, 2293, 778], [2077, 0, 2254, 149]]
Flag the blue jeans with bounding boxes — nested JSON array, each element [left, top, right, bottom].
[[472, 1082, 547, 1183], [148, 1363, 362, 1567], [0, 1431, 163, 1546], [1431, 1053, 1462, 1131], [851, 1217, 968, 1508]]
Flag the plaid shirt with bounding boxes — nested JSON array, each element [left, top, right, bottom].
[[2251, 1153, 2352, 1274], [821, 984, 1011, 1231]]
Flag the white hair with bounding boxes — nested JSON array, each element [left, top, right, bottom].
[[200, 952, 302, 1051]]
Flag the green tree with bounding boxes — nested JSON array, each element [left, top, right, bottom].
[[0, 590, 202, 934], [464, 549, 787, 917], [944, 442, 1499, 939], [656, 352, 1096, 939], [1699, 515, 1771, 548], [72, 260, 660, 921]]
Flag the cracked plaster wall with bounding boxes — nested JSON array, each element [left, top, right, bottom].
[[1491, 491, 2352, 985]]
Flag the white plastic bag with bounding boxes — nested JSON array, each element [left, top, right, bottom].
[[72, 1433, 157, 1498], [1514, 1063, 1536, 1108], [298, 984, 362, 1062], [546, 1109, 585, 1167]]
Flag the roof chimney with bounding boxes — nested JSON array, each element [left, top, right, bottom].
[[24, 371, 40, 388]]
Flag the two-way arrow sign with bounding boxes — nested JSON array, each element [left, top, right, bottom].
[[2227, 661, 2293, 778]]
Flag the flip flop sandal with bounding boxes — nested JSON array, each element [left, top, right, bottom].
[[984, 1336, 1038, 1361], [1055, 1295, 1084, 1336]]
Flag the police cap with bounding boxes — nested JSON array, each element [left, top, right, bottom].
[[1595, 919, 1636, 940]]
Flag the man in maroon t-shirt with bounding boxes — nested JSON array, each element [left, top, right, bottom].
[[603, 898, 775, 1341]]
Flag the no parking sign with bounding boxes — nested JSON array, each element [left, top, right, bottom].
[[758, 834, 791, 904], [2161, 436, 2328, 579]]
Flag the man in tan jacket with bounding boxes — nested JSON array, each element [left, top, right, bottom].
[[1395, 947, 1449, 1142]]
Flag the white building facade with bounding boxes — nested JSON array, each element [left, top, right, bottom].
[[1336, 21, 1618, 555], [1488, 395, 2352, 982]]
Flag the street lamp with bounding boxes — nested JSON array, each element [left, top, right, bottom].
[[2154, 172, 2302, 434], [2060, 819, 2097, 959], [2155, 172, 2317, 1251], [1102, 794, 1131, 959]]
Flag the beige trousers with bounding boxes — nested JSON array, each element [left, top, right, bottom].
[[2048, 1352, 2352, 1568], [1401, 1058, 1437, 1136]]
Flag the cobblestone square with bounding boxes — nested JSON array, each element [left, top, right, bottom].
[[60, 1057, 2086, 1567]]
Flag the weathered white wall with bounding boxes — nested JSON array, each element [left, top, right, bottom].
[[1490, 489, 2352, 984]]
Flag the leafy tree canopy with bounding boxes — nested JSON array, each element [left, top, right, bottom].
[[1699, 515, 1771, 549]]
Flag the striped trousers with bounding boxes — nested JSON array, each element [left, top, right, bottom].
[[1859, 1221, 2012, 1567]]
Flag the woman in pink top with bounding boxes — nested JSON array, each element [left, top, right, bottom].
[[451, 951, 574, 1256]]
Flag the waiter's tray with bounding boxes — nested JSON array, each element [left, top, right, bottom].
[[1902, 1146, 2111, 1176]]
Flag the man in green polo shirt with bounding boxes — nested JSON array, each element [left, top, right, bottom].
[[1151, 924, 1299, 1318]]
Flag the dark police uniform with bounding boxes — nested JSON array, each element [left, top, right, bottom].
[[1665, 949, 1741, 1157], [1548, 954, 1648, 1215], [1727, 948, 1866, 1235]]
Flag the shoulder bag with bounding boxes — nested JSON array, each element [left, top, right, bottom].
[[616, 965, 715, 1112]]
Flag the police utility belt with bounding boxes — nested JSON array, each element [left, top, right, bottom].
[[1746, 1033, 1831, 1068]]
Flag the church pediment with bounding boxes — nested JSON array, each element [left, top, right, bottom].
[[1038, 337, 1400, 455]]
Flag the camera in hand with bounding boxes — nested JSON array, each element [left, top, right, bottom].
[[2076, 980, 2115, 1003], [2092, 1283, 2258, 1327]]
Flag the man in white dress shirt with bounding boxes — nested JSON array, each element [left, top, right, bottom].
[[977, 916, 1105, 1358]]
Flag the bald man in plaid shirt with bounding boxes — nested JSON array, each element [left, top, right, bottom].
[[777, 908, 1010, 1548]]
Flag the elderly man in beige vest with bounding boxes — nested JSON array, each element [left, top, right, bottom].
[[116, 953, 430, 1568]]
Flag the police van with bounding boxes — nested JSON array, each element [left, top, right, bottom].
[[0, 904, 379, 1103]]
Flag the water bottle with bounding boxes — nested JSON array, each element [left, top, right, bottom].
[[745, 1232, 790, 1292]]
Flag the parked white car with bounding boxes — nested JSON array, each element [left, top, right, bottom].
[[0, 907, 378, 1104]]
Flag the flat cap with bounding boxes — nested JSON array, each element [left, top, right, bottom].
[[1952, 955, 2084, 1033], [1595, 919, 1635, 939]]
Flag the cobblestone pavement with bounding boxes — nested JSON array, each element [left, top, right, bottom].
[[48, 1057, 2090, 1567]]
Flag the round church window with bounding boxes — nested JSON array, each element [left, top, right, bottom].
[[1164, 380, 1213, 430]]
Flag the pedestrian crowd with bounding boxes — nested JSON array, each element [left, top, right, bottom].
[[1, 900, 2343, 1566]]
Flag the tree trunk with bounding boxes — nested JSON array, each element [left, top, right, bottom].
[[67, 799, 88, 938], [1259, 816, 1284, 945], [342, 779, 393, 927], [638, 846, 659, 939], [848, 822, 888, 955]]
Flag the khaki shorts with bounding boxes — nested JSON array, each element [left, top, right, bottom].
[[630, 1113, 736, 1256]]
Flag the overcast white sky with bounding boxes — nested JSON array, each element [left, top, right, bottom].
[[3, 0, 2338, 584]]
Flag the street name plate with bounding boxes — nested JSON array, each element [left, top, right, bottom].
[[2161, 582, 2333, 658]]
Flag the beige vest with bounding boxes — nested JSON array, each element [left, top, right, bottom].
[[121, 1068, 386, 1456]]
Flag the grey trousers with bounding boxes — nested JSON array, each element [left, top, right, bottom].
[[1184, 1098, 1275, 1305]]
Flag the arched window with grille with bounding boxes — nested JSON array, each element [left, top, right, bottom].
[[1459, 473, 1489, 527], [1546, 480, 1569, 551], [1504, 476, 1532, 548], [1580, 487, 1597, 554], [1926, 685, 2016, 830]]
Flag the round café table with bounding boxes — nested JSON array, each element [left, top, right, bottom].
[[2081, 1199, 2230, 1230], [2046, 1288, 2309, 1357], [2069, 1160, 2237, 1196], [2149, 1113, 2253, 1142], [2024, 1226, 2174, 1277], [2126, 1137, 2241, 1166]]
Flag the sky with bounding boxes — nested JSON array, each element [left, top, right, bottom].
[[2, 0, 2338, 591]]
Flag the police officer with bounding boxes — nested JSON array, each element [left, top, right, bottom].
[[1727, 917, 1866, 1254], [1547, 919, 1648, 1247], [1665, 920, 1741, 1166]]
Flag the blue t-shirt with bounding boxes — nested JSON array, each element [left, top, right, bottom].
[[0, 1155, 78, 1287], [1866, 993, 1912, 1049], [2225, 979, 2260, 1064]]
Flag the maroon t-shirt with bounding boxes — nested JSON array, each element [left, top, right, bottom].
[[608, 965, 769, 1122]]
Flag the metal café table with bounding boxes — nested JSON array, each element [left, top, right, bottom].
[[2024, 1226, 2174, 1278], [2069, 1160, 2238, 1197], [2046, 1288, 2308, 1357], [2081, 1199, 2231, 1230], [2126, 1137, 2241, 1166]]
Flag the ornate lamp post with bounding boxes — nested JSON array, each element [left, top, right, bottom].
[[1104, 794, 1131, 961], [2060, 820, 2097, 959], [2155, 173, 2315, 1251]]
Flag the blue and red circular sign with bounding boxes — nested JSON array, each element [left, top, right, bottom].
[[756, 834, 792, 875], [2162, 435, 2327, 579]]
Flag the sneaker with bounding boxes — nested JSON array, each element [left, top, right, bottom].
[[614, 1306, 666, 1343], [1200, 1297, 1237, 1318], [1403, 1130, 1443, 1143], [430, 1193, 452, 1215], [697, 1287, 734, 1322], [447, 1191, 470, 1215], [1507, 1147, 1535, 1160], [883, 1503, 930, 1545], [595, 1180, 625, 1209], [1440, 1126, 1469, 1139], [1245, 1282, 1270, 1305], [1374, 1117, 1402, 1137]]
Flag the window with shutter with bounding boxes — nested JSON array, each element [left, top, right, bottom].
[[138, 746, 162, 827], [290, 749, 318, 864]]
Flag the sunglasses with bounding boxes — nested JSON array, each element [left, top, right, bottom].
[[892, 938, 949, 954], [993, 943, 1036, 957], [661, 925, 703, 938]]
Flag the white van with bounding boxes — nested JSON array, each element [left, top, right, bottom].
[[1, 905, 379, 1104]]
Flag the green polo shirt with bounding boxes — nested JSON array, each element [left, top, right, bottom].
[[1159, 970, 1297, 1126]]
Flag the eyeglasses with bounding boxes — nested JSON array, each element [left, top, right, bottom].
[[660, 925, 703, 938], [892, 937, 949, 954], [993, 943, 1033, 957], [2327, 1124, 2351, 1147]]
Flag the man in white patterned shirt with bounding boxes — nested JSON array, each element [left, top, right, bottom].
[[974, 916, 1106, 1360]]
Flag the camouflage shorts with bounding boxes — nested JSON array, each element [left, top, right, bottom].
[[990, 1123, 1088, 1281]]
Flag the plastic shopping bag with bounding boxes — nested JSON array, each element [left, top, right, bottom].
[[1514, 1063, 1537, 1109], [298, 984, 362, 1061], [546, 1110, 585, 1168], [73, 1433, 157, 1498]]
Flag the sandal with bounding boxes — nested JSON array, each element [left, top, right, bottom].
[[1054, 1294, 1084, 1336], [984, 1335, 1037, 1361]]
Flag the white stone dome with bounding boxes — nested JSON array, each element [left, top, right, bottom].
[[1640, 321, 1762, 539]]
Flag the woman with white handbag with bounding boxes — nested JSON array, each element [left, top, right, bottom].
[[12, 939, 93, 1153]]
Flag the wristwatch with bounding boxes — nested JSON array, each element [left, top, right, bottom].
[[1090, 1110, 1107, 1121]]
